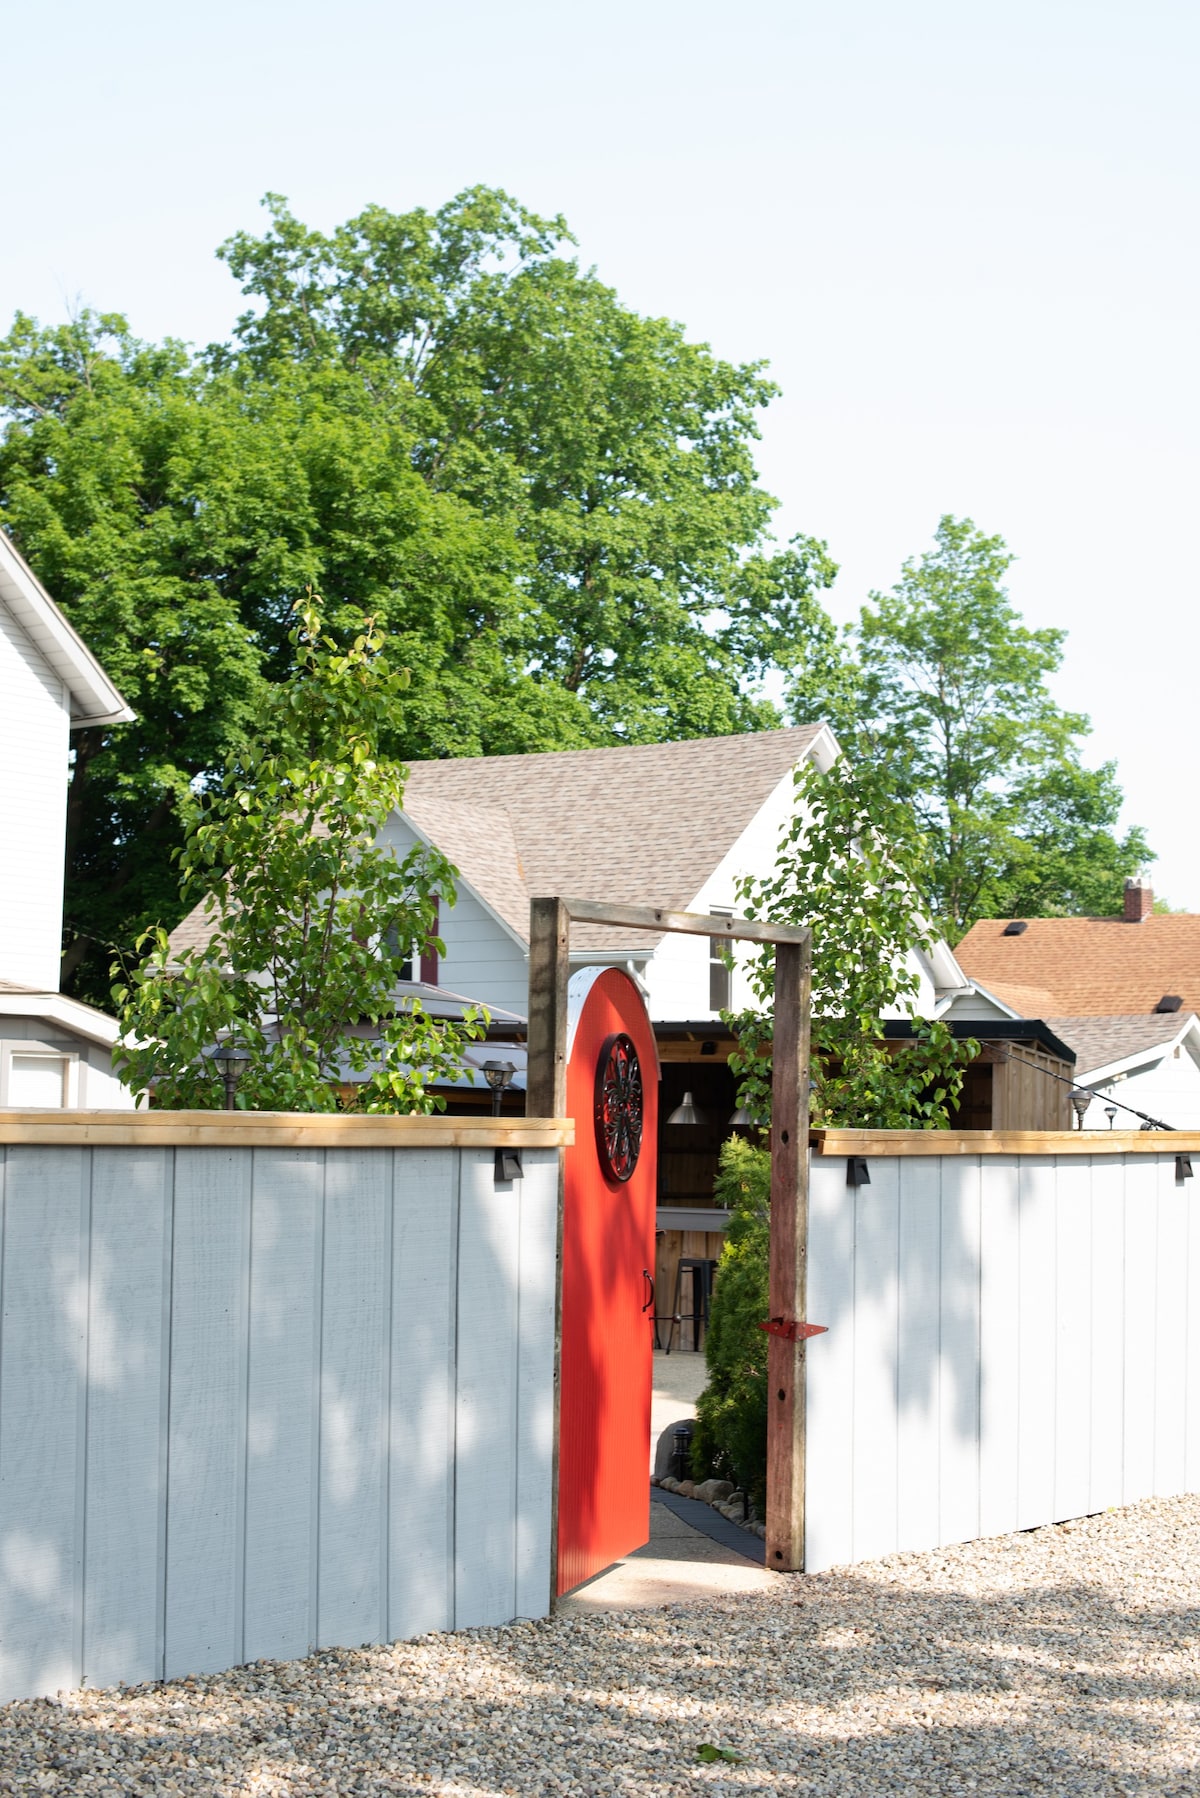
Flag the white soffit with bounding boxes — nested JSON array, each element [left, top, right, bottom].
[[0, 533, 133, 728], [0, 989, 120, 1047]]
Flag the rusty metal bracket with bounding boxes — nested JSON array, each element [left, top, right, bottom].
[[758, 1317, 827, 1343]]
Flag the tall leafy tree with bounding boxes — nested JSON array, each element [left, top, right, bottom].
[[0, 190, 838, 1003], [218, 188, 839, 738], [789, 515, 1150, 933]]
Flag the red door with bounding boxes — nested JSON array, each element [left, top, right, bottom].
[[556, 968, 659, 1596]]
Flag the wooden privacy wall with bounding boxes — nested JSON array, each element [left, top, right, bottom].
[[805, 1148, 1200, 1574], [0, 1141, 559, 1703]]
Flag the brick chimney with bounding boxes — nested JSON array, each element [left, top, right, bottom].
[[1124, 877, 1154, 923]]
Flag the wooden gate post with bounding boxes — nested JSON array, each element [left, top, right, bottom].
[[526, 897, 570, 1610], [526, 897, 570, 1118], [766, 936, 812, 1571]]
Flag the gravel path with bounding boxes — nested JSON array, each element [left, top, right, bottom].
[[3, 1495, 1199, 1796]]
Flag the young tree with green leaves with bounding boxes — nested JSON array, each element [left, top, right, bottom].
[[114, 601, 483, 1113], [789, 515, 1150, 934], [729, 753, 975, 1132], [693, 755, 977, 1502]]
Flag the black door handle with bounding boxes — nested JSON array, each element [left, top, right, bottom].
[[642, 1268, 655, 1313]]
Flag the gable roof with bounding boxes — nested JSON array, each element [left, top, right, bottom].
[[0, 532, 133, 728], [1044, 1013, 1200, 1079], [955, 914, 1200, 1017], [165, 724, 834, 960], [399, 725, 834, 951]]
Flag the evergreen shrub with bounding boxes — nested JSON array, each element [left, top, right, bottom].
[[690, 1135, 772, 1509]]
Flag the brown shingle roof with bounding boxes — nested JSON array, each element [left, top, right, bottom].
[[956, 914, 1200, 1017], [971, 978, 1060, 1016], [167, 725, 829, 959], [1044, 1014, 1198, 1077]]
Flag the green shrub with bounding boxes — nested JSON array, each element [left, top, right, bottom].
[[691, 1136, 772, 1509]]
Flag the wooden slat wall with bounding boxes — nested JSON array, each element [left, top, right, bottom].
[[0, 1142, 559, 1704], [805, 1148, 1200, 1573]]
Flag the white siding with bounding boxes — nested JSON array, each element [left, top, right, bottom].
[[0, 1141, 559, 1703], [805, 1148, 1200, 1573], [0, 603, 71, 990], [378, 815, 529, 1014], [1079, 1045, 1200, 1131], [645, 756, 940, 1022]]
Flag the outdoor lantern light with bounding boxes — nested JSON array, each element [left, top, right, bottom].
[[206, 1042, 251, 1111], [482, 1059, 516, 1117], [1105, 1105, 1118, 1130], [667, 1090, 703, 1126], [1070, 1090, 1091, 1130]]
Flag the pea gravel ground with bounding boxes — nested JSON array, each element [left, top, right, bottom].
[[3, 1495, 1199, 1797]]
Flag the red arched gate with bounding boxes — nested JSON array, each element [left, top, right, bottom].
[[556, 967, 659, 1596]]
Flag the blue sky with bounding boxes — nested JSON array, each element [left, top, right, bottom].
[[6, 1, 1198, 905]]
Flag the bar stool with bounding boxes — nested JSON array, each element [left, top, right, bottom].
[[661, 1257, 717, 1353]]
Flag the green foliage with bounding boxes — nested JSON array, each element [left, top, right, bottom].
[[728, 754, 976, 1131], [789, 515, 1150, 934], [0, 190, 839, 1001], [691, 1138, 772, 1507], [113, 600, 484, 1112]]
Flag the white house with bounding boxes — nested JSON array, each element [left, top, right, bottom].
[[168, 722, 979, 1030], [392, 727, 988, 1023], [1045, 1014, 1200, 1132], [0, 533, 136, 1107]]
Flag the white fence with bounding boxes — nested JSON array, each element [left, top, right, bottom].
[[0, 1117, 565, 1703], [805, 1142, 1200, 1573]]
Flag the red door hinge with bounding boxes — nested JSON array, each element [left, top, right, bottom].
[[758, 1317, 827, 1342]]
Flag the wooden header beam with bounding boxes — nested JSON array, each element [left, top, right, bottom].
[[558, 898, 812, 947], [527, 895, 812, 1575]]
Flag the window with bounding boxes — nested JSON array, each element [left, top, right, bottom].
[[709, 911, 733, 1012], [7, 1053, 71, 1108], [382, 923, 415, 981]]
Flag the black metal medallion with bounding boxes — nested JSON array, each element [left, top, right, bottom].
[[594, 1032, 643, 1184]]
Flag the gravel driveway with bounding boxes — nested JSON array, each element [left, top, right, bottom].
[[2, 1495, 1198, 1796]]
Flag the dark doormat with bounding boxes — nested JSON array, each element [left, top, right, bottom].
[[650, 1485, 765, 1565]]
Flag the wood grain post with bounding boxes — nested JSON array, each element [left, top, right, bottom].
[[526, 898, 570, 1120], [765, 934, 812, 1572], [526, 897, 571, 1609]]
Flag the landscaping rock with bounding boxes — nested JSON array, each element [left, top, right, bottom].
[[693, 1478, 734, 1504]]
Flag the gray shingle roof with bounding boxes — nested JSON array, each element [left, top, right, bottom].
[[400, 726, 828, 950], [1044, 1014, 1197, 1077], [168, 725, 829, 959]]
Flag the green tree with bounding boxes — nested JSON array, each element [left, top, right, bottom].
[[689, 1137, 772, 1508], [729, 753, 975, 1132], [790, 515, 1150, 933], [114, 601, 483, 1112], [691, 756, 975, 1498], [218, 189, 840, 739], [0, 190, 839, 1002]]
